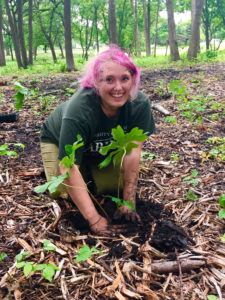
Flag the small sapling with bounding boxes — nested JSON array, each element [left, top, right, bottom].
[[75, 244, 103, 263], [99, 125, 148, 210]]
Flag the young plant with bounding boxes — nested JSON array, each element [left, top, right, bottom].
[[15, 251, 60, 282], [34, 135, 83, 194], [0, 252, 7, 263], [186, 190, 198, 201], [182, 170, 199, 187], [170, 153, 179, 162], [99, 125, 148, 207], [220, 234, 225, 243], [75, 244, 103, 263], [207, 296, 219, 300], [218, 194, 225, 219], [0, 143, 25, 157], [43, 240, 56, 251], [14, 82, 30, 110], [164, 116, 177, 124], [141, 151, 157, 162], [202, 137, 225, 162]]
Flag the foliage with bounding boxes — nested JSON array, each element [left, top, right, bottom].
[[0, 143, 25, 157], [170, 153, 179, 162], [220, 234, 225, 243], [207, 296, 219, 300], [107, 195, 135, 211], [34, 135, 83, 194], [186, 190, 198, 201], [99, 126, 148, 169], [75, 244, 103, 263], [218, 194, 225, 219], [169, 80, 187, 96], [43, 240, 56, 251], [14, 82, 30, 110], [0, 252, 7, 263], [141, 151, 157, 162], [202, 137, 225, 162], [164, 116, 177, 124], [182, 170, 199, 187]]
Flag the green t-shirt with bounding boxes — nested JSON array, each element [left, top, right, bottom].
[[40, 88, 155, 164]]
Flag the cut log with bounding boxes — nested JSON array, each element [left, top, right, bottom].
[[151, 104, 170, 116]]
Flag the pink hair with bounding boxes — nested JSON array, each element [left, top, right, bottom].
[[80, 46, 140, 100]]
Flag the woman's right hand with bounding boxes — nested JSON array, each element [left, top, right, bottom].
[[89, 216, 124, 236]]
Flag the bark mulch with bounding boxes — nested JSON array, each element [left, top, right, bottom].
[[0, 65, 225, 300]]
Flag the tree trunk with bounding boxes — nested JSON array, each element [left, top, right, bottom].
[[58, 38, 64, 58], [108, 0, 118, 44], [187, 0, 205, 60], [134, 0, 141, 56], [28, 0, 33, 65], [154, 0, 160, 57], [17, 0, 28, 68], [0, 0, 6, 66], [143, 0, 151, 56], [94, 6, 99, 53], [166, 0, 180, 61], [4, 0, 23, 68], [64, 0, 75, 71]]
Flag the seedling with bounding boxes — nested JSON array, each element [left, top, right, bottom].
[[220, 234, 225, 243], [203, 137, 225, 162], [141, 151, 157, 162], [218, 194, 225, 219], [99, 125, 148, 208], [75, 244, 103, 263], [182, 170, 199, 187], [34, 135, 84, 194], [169, 80, 186, 96], [107, 195, 135, 210], [164, 116, 177, 124], [43, 240, 56, 251], [14, 82, 29, 110], [0, 143, 25, 157], [15, 251, 60, 282], [170, 153, 179, 162], [0, 252, 7, 263], [186, 190, 198, 201]]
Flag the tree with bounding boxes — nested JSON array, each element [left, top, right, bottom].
[[18, 0, 28, 68], [166, 0, 180, 61], [28, 0, 33, 64], [108, 0, 117, 44], [187, 0, 205, 60], [4, 0, 23, 68], [153, 0, 160, 57], [64, 0, 75, 71], [130, 0, 141, 56], [143, 0, 151, 56], [0, 0, 6, 66]]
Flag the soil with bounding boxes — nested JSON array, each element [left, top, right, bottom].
[[0, 64, 225, 300]]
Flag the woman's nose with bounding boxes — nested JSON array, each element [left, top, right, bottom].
[[114, 80, 122, 90]]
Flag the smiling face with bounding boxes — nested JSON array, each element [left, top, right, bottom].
[[96, 61, 133, 117]]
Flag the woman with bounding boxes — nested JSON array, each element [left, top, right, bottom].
[[40, 47, 155, 235]]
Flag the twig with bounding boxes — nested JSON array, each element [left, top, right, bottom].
[[175, 248, 184, 300]]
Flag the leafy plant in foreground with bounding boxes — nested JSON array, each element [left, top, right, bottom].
[[0, 143, 25, 157], [75, 244, 103, 263], [218, 194, 225, 220], [14, 82, 30, 110], [182, 170, 199, 187], [99, 125, 148, 208], [34, 135, 84, 194]]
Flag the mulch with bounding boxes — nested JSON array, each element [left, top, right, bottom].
[[0, 64, 225, 300]]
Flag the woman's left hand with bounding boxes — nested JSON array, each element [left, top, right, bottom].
[[114, 205, 141, 223]]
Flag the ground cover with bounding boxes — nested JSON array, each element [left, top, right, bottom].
[[0, 63, 224, 300]]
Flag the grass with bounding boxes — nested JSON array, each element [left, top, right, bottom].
[[1, 48, 225, 78]]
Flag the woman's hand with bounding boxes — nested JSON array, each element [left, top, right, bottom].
[[114, 205, 141, 223], [89, 216, 125, 236]]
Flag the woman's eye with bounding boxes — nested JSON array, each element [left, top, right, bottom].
[[122, 76, 129, 81], [105, 77, 113, 83]]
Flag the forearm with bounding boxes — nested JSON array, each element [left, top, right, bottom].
[[59, 163, 100, 224], [123, 143, 143, 206]]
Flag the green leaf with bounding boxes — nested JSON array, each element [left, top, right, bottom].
[[75, 245, 92, 262], [43, 240, 56, 251], [90, 247, 103, 255], [207, 295, 218, 300], [33, 264, 47, 271], [16, 262, 26, 268], [186, 190, 198, 201], [123, 201, 135, 211], [42, 264, 59, 282], [14, 92, 25, 110], [219, 194, 225, 208], [34, 182, 50, 193], [107, 196, 123, 207], [218, 209, 225, 219], [24, 262, 34, 277], [111, 125, 125, 145], [48, 174, 68, 193], [16, 252, 30, 262], [0, 252, 7, 262], [220, 234, 225, 243]]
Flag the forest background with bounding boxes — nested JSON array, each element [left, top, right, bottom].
[[0, 0, 225, 75]]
